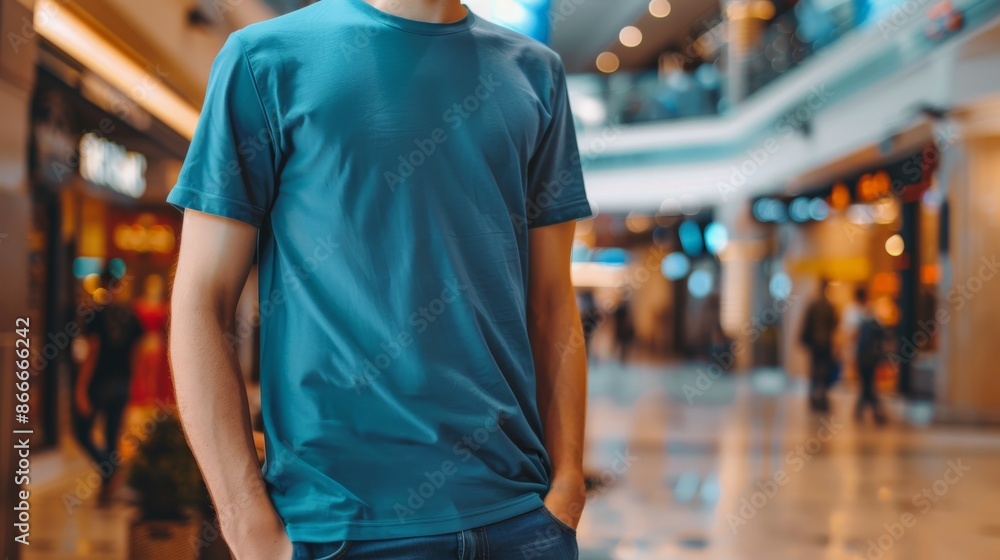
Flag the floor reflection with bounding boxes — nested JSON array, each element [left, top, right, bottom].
[[578, 362, 1000, 559], [22, 363, 1000, 559]]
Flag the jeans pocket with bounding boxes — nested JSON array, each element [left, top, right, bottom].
[[539, 505, 578, 537], [292, 541, 351, 560]]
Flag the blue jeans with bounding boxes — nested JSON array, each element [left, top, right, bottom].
[[291, 506, 578, 559]]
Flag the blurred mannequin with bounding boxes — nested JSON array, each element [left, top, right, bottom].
[[132, 274, 174, 406]]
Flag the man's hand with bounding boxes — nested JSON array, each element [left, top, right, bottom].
[[226, 505, 294, 560], [74, 335, 99, 419], [544, 472, 587, 529]]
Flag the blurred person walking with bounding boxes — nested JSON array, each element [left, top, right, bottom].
[[578, 290, 599, 359], [854, 290, 888, 424], [837, 287, 866, 383], [614, 300, 635, 363], [800, 278, 839, 412], [167, 1, 591, 559], [73, 271, 143, 503]]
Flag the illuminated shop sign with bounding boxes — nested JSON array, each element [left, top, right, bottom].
[[79, 133, 147, 199], [751, 148, 935, 224], [856, 170, 892, 202], [113, 221, 176, 254]]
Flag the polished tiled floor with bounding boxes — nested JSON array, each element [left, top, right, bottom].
[[577, 363, 1000, 559], [21, 363, 1000, 559]]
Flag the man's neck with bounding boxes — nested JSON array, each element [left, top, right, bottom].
[[365, 0, 467, 24]]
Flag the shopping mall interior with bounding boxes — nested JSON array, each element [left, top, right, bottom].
[[2, 0, 1000, 558]]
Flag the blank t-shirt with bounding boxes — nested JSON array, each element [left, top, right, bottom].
[[167, 0, 591, 542]]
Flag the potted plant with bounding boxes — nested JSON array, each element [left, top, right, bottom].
[[127, 411, 206, 560]]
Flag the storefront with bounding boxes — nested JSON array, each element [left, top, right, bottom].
[[570, 209, 728, 362], [750, 146, 941, 395], [26, 45, 186, 448]]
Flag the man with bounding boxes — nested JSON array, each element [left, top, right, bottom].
[[836, 287, 866, 383], [799, 278, 839, 412], [167, 1, 591, 559], [73, 271, 143, 504], [854, 289, 887, 424]]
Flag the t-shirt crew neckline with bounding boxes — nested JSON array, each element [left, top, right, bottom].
[[347, 0, 477, 35]]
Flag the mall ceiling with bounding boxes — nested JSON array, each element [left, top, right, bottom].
[[550, 0, 720, 73]]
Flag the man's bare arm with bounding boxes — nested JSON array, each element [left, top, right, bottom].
[[169, 209, 291, 560], [74, 335, 99, 417], [527, 220, 588, 528]]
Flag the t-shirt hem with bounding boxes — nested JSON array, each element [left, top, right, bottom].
[[166, 184, 265, 227], [529, 199, 593, 229], [284, 492, 544, 542]]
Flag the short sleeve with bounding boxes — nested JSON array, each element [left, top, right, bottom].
[[524, 61, 592, 229], [166, 33, 277, 227]]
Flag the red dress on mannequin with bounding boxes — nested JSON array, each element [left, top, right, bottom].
[[132, 298, 174, 406]]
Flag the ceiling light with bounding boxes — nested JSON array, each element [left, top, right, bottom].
[[34, 0, 199, 140], [596, 52, 620, 73], [649, 0, 671, 18], [619, 26, 643, 47], [885, 234, 905, 257]]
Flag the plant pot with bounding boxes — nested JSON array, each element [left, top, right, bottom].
[[129, 518, 200, 560]]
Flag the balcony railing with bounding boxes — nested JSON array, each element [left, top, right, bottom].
[[568, 0, 999, 129]]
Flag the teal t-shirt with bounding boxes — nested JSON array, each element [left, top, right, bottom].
[[166, 0, 591, 542]]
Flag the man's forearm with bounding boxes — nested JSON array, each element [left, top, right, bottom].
[[529, 290, 588, 493], [75, 337, 99, 395], [169, 305, 282, 549]]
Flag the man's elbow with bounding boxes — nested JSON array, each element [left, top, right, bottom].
[[170, 279, 232, 330], [528, 287, 579, 326]]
